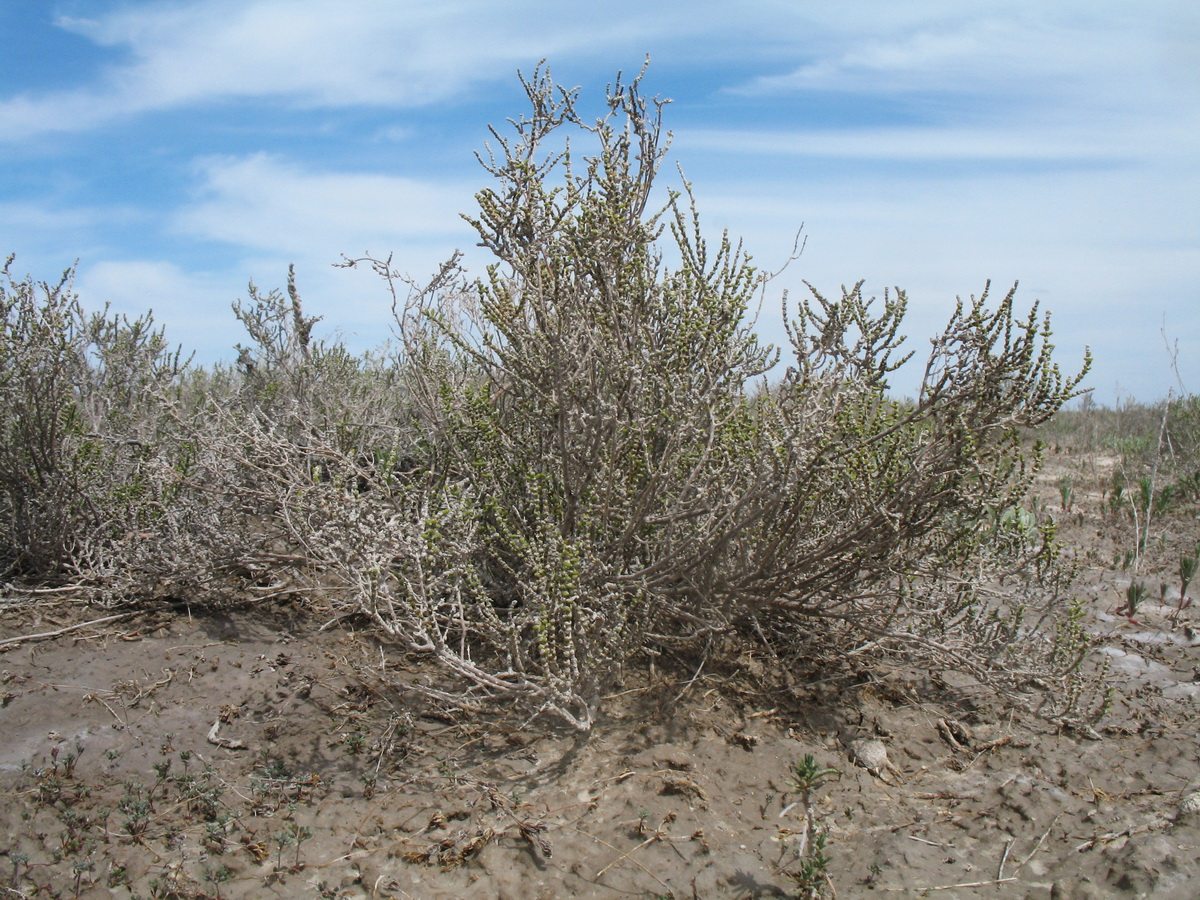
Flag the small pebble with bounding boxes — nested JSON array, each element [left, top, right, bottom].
[[1178, 791, 1200, 819], [848, 738, 889, 775]]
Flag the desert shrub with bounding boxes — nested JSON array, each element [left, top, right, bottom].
[[0, 258, 186, 582], [1163, 393, 1200, 500], [226, 266, 424, 449], [2, 65, 1093, 730], [123, 267, 440, 607], [1055, 391, 1200, 534], [331, 64, 1091, 728], [1056, 392, 1200, 478]]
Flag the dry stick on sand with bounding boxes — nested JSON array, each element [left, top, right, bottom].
[[594, 834, 662, 880], [572, 825, 671, 891], [880, 816, 1058, 893], [1073, 821, 1157, 853], [1012, 816, 1059, 876], [0, 613, 134, 647], [83, 691, 127, 728], [891, 877, 1018, 893]]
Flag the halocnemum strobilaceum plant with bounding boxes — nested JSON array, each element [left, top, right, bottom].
[[338, 61, 1091, 730]]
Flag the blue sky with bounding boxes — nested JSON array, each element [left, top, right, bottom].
[[2, 1, 1197, 404]]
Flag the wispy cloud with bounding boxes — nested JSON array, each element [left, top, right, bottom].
[[73, 259, 244, 355], [57, 0, 521, 107], [733, 18, 1050, 97], [680, 125, 1131, 165], [174, 153, 476, 258], [0, 200, 116, 236], [0, 0, 667, 141], [1, 0, 1196, 399], [163, 153, 488, 356], [728, 5, 1197, 132]]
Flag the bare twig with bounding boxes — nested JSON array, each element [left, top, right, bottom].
[[1013, 816, 1058, 874], [879, 877, 1018, 892], [0, 613, 134, 647], [908, 835, 953, 849], [884, 818, 1056, 893], [595, 834, 661, 879], [569, 825, 671, 890], [83, 691, 127, 728]]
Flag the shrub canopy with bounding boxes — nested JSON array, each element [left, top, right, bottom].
[[0, 64, 1094, 731]]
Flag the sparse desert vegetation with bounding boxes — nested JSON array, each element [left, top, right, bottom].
[[1, 66, 1197, 899]]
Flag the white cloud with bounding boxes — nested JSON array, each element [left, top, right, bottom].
[[0, 0, 667, 141], [77, 259, 216, 313], [2, 0, 1196, 401], [681, 126, 1126, 164], [174, 153, 476, 259], [729, 3, 1199, 131], [72, 256, 414, 364], [59, 1, 485, 107], [73, 259, 245, 358], [0, 201, 110, 235], [688, 158, 1199, 402], [161, 153, 498, 358], [737, 18, 1042, 95], [0, 202, 151, 277], [5, 0, 1194, 149]]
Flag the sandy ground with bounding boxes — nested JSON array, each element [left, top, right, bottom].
[[2, 452, 1198, 899]]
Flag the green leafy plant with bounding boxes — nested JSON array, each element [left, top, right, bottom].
[[784, 755, 841, 899], [790, 830, 832, 899], [7, 850, 30, 889], [788, 755, 842, 795], [1173, 547, 1198, 622], [70, 857, 95, 898], [273, 825, 298, 871], [287, 822, 312, 868], [1057, 476, 1076, 513], [1105, 473, 1127, 522], [1119, 580, 1148, 620], [117, 782, 151, 839], [201, 862, 233, 899], [1175, 467, 1200, 504]]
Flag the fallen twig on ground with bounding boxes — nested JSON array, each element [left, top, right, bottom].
[[881, 815, 1058, 893], [83, 691, 127, 728], [0, 613, 134, 647]]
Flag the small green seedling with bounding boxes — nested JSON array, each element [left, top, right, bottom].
[[1119, 580, 1147, 621], [1057, 477, 1075, 513], [784, 756, 841, 899], [788, 755, 841, 795], [791, 829, 832, 899], [1173, 550, 1198, 623], [202, 863, 233, 898], [291, 823, 312, 867]]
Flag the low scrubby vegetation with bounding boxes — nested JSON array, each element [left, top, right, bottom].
[[1, 65, 1105, 730]]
